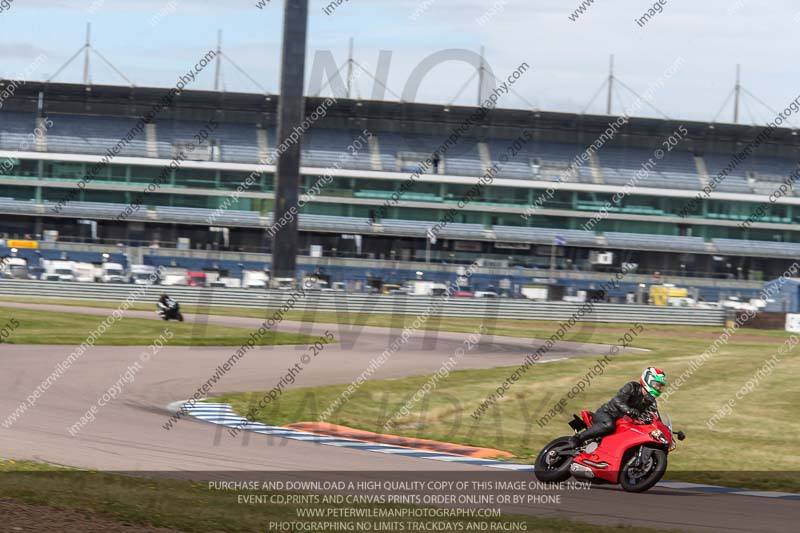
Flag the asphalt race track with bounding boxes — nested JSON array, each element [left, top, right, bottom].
[[0, 302, 797, 532]]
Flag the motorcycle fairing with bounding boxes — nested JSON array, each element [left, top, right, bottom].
[[574, 411, 671, 483]]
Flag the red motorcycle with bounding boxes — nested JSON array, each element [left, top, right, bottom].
[[535, 410, 686, 493]]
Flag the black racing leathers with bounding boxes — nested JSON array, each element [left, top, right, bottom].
[[575, 381, 656, 444], [598, 381, 656, 421]]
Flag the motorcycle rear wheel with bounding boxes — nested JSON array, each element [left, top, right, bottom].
[[619, 446, 667, 493], [534, 436, 574, 482]]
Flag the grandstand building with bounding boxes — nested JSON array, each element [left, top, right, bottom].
[[1, 80, 799, 296]]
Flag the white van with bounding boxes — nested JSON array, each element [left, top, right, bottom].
[[41, 260, 76, 282]]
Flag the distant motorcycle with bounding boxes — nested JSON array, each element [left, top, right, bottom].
[[535, 409, 686, 493], [157, 300, 184, 322]]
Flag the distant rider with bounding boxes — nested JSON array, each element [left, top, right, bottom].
[[569, 367, 666, 448], [157, 293, 175, 313]]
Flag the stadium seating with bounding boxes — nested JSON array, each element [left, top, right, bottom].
[[740, 156, 800, 197], [485, 140, 595, 183], [297, 214, 373, 233], [597, 147, 702, 190], [47, 114, 149, 157], [0, 111, 36, 151], [746, 156, 797, 178], [4, 109, 794, 202], [603, 232, 707, 252], [0, 197, 38, 215], [712, 238, 800, 258], [702, 153, 754, 193], [8, 192, 800, 261], [0, 198, 263, 226], [378, 218, 429, 237], [374, 218, 488, 241], [438, 222, 487, 240], [0, 108, 793, 190], [301, 129, 373, 170], [155, 119, 262, 163], [46, 200, 149, 221], [156, 206, 262, 226], [378, 133, 484, 175], [492, 226, 600, 246], [6, 107, 800, 271]]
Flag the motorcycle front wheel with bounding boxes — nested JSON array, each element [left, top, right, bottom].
[[177, 312, 184, 322], [534, 436, 574, 482], [619, 446, 667, 493]]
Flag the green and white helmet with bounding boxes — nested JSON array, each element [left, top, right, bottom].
[[640, 367, 666, 397]]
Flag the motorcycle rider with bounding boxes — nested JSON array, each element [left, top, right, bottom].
[[569, 367, 666, 448], [157, 293, 175, 315]]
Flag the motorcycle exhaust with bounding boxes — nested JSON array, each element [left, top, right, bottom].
[[570, 462, 595, 479], [581, 459, 609, 469]]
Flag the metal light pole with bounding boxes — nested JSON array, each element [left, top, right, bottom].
[[272, 0, 309, 281]]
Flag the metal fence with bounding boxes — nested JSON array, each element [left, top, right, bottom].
[[0, 280, 726, 326]]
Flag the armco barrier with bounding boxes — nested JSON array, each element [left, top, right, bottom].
[[0, 279, 726, 326]]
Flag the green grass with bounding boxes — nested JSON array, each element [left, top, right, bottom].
[[0, 459, 673, 533], [4, 295, 799, 492], [0, 293, 748, 343], [214, 321, 800, 494], [0, 306, 315, 346]]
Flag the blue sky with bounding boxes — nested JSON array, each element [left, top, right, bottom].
[[1, 0, 797, 126]]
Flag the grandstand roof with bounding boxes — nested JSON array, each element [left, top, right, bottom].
[[2, 80, 800, 156]]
